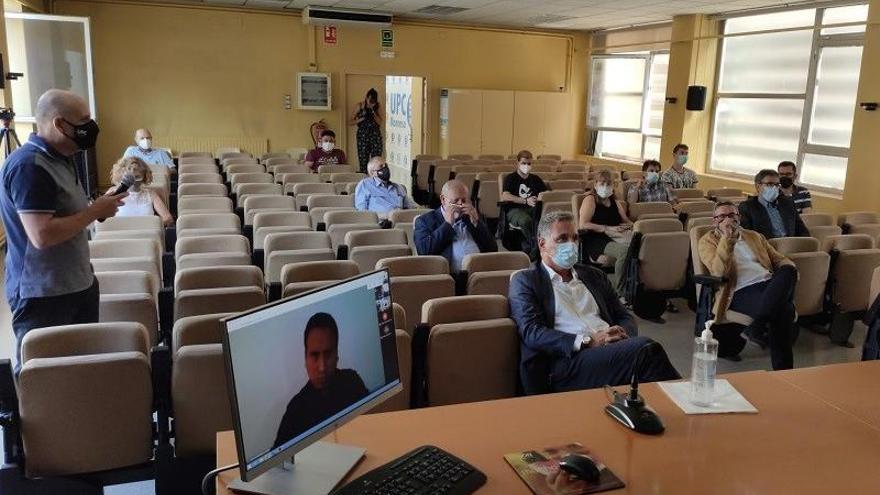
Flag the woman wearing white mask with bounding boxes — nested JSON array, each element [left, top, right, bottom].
[[304, 129, 347, 172], [107, 156, 174, 226], [627, 159, 678, 206], [578, 169, 632, 293]]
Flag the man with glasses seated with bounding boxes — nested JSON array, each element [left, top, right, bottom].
[[738, 169, 809, 240], [698, 202, 797, 370]]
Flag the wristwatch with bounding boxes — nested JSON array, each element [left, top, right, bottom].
[[580, 335, 592, 349]]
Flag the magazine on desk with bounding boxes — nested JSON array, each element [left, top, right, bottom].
[[504, 442, 625, 494]]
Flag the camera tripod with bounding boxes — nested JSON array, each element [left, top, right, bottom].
[[0, 120, 20, 159]]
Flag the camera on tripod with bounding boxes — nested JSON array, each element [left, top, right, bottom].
[[0, 108, 15, 122]]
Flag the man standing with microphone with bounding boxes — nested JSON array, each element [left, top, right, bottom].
[[0, 89, 126, 374]]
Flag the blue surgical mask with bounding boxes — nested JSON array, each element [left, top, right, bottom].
[[675, 154, 688, 167], [553, 242, 578, 270], [761, 185, 779, 203], [646, 171, 660, 184]]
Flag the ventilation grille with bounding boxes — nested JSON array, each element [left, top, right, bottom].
[[413, 5, 470, 15]]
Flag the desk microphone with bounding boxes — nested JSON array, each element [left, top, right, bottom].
[[604, 340, 665, 435], [97, 173, 135, 222]]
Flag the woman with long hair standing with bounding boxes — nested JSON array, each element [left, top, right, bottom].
[[349, 88, 383, 173]]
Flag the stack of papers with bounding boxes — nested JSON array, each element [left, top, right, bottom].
[[657, 379, 758, 414]]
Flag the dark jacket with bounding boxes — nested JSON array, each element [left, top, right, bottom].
[[508, 262, 638, 395], [413, 208, 497, 266], [738, 195, 809, 239]]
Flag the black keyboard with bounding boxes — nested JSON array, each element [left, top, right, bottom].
[[332, 445, 487, 495]]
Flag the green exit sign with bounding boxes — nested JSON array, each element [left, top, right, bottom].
[[381, 29, 393, 48]]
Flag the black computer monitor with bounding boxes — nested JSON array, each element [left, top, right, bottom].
[[222, 269, 400, 490]]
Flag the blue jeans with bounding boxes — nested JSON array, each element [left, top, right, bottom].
[[10, 277, 100, 375]]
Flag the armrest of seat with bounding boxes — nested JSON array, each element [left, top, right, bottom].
[[337, 244, 349, 260], [316, 222, 326, 231], [162, 252, 175, 288], [252, 249, 265, 271], [164, 226, 176, 253], [693, 274, 726, 287], [158, 287, 174, 345], [0, 359, 22, 465]]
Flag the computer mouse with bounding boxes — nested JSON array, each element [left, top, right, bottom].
[[558, 454, 600, 483]]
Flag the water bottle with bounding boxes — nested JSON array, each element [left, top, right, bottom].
[[691, 320, 719, 406]]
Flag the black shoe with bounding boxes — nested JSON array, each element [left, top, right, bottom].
[[743, 326, 769, 350]]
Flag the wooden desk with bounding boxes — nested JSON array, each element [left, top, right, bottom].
[[217, 368, 880, 494], [775, 360, 880, 431]]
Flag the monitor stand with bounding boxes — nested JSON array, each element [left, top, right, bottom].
[[229, 441, 366, 495]]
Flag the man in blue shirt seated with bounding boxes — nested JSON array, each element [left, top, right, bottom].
[[413, 179, 497, 272], [508, 211, 679, 395], [354, 156, 415, 218], [123, 128, 175, 172], [0, 89, 126, 374]]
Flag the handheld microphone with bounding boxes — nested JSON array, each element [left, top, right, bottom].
[[604, 340, 665, 435], [97, 173, 135, 222]]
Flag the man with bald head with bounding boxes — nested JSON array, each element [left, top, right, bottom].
[[354, 156, 415, 217], [0, 89, 126, 374], [414, 179, 496, 272], [123, 128, 174, 172]]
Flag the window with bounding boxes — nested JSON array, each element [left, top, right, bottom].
[[710, 5, 867, 191], [588, 52, 669, 162]]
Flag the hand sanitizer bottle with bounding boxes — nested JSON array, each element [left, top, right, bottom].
[[691, 320, 719, 406]]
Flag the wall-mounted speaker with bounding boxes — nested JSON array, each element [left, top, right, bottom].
[[686, 86, 707, 111]]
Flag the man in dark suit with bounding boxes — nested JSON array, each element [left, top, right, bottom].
[[413, 179, 497, 272], [739, 169, 810, 239], [508, 211, 679, 395]]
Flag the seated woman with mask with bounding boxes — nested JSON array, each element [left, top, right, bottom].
[[578, 169, 632, 292], [107, 156, 174, 226]]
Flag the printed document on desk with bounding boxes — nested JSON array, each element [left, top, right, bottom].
[[658, 379, 758, 415]]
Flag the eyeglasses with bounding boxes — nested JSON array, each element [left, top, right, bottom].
[[713, 212, 740, 220], [760, 181, 780, 187]]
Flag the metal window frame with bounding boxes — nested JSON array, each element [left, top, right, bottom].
[[589, 51, 669, 162], [708, 4, 866, 191], [4, 12, 96, 122]]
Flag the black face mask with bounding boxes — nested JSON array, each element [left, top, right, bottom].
[[779, 176, 794, 188], [63, 118, 100, 150], [376, 166, 391, 182]]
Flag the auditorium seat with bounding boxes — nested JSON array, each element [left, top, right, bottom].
[[448, 154, 472, 161], [478, 154, 504, 161], [628, 201, 674, 221], [94, 215, 164, 241], [306, 194, 355, 211], [291, 182, 336, 210], [177, 183, 227, 197], [18, 322, 153, 477], [452, 164, 482, 174], [225, 164, 265, 176], [706, 188, 743, 200], [172, 313, 232, 355], [317, 164, 357, 177], [236, 183, 283, 207], [623, 218, 690, 319], [800, 212, 835, 228], [253, 211, 312, 252], [280, 260, 361, 297], [281, 172, 323, 194], [271, 164, 311, 178], [229, 172, 273, 193], [264, 231, 335, 299], [769, 237, 829, 320], [676, 200, 715, 222], [413, 156, 439, 195], [329, 172, 367, 194], [90, 238, 163, 288], [243, 195, 297, 226], [388, 208, 432, 225], [461, 251, 530, 296], [309, 206, 358, 231], [826, 238, 880, 345], [419, 295, 518, 406], [375, 256, 454, 334], [177, 163, 218, 175], [96, 270, 160, 346], [325, 210, 380, 249], [178, 172, 222, 184], [174, 286, 264, 321], [172, 342, 232, 457], [175, 234, 251, 270], [548, 179, 584, 192], [369, 329, 412, 413], [177, 196, 233, 216], [554, 171, 587, 181], [808, 225, 843, 248], [538, 154, 562, 161], [176, 213, 241, 239], [673, 188, 704, 201], [180, 151, 213, 160], [821, 233, 874, 252], [344, 229, 412, 273]]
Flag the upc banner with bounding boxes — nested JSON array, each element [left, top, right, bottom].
[[385, 76, 413, 187]]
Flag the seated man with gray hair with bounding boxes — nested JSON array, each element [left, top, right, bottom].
[[354, 156, 415, 218], [414, 179, 497, 272], [123, 128, 174, 172], [509, 211, 680, 394]]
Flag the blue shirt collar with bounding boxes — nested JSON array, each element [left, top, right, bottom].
[[27, 133, 69, 161]]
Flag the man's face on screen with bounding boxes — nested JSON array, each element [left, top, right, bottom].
[[305, 327, 338, 390]]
